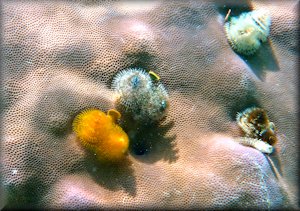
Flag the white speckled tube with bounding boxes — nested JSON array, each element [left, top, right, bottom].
[[234, 137, 274, 154]]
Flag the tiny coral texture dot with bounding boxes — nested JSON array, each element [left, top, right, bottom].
[[72, 108, 129, 162], [224, 9, 271, 55]]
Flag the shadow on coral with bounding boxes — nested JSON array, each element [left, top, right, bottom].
[[241, 41, 280, 81], [226, 93, 261, 122], [216, 0, 252, 18], [85, 155, 136, 196], [126, 52, 159, 75], [85, 153, 136, 196], [4, 177, 47, 209], [126, 119, 178, 164]]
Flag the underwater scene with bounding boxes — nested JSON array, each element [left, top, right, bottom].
[[1, 0, 298, 209]]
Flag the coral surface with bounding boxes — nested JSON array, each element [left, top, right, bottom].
[[1, 1, 298, 209]]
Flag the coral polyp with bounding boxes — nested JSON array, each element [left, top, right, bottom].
[[235, 107, 277, 154], [224, 9, 271, 55], [111, 68, 169, 124], [72, 108, 129, 162]]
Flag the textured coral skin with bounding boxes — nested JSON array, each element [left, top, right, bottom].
[[1, 1, 298, 209]]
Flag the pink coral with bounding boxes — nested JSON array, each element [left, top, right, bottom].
[[1, 1, 298, 209]]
